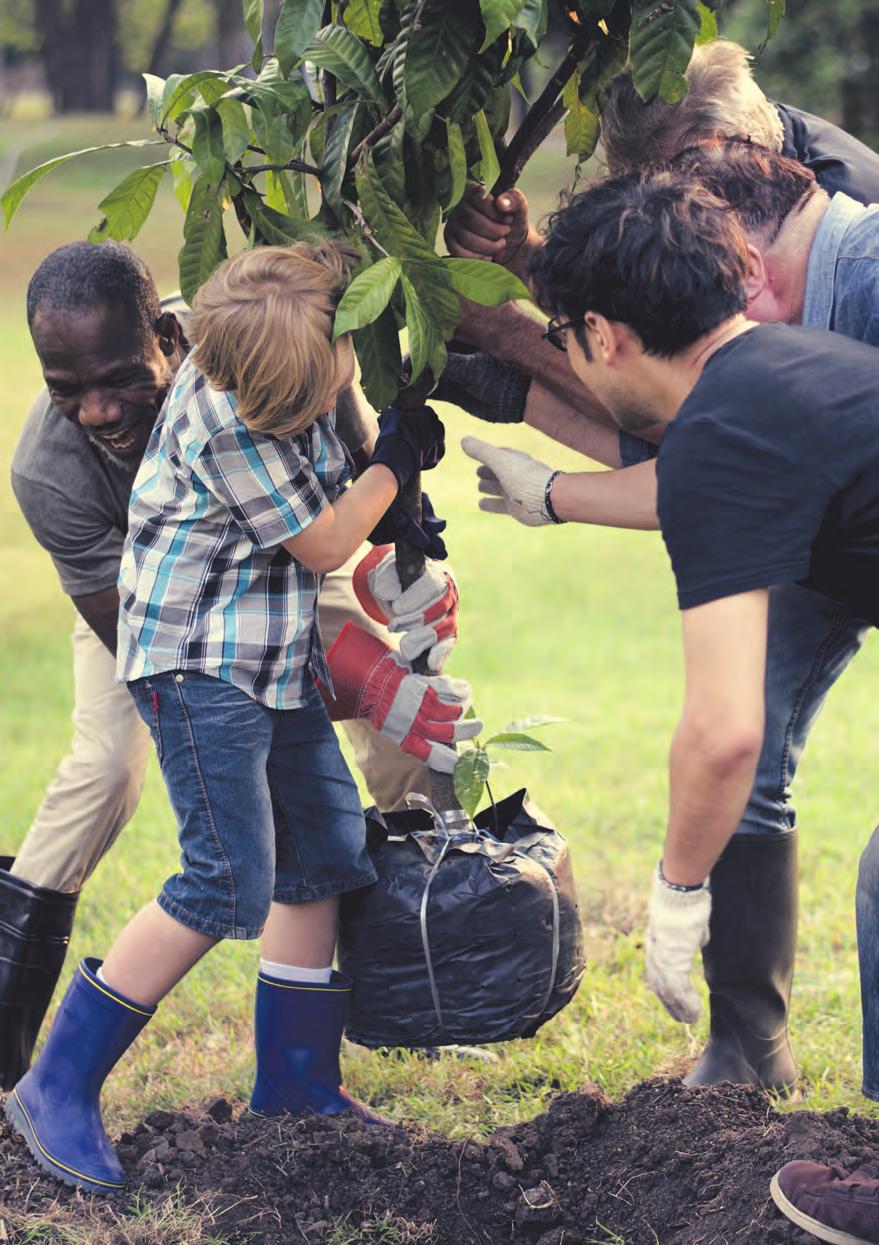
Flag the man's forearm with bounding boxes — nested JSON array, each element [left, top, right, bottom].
[[72, 586, 120, 656], [456, 300, 663, 443], [662, 717, 762, 886], [551, 460, 658, 528], [524, 381, 623, 467]]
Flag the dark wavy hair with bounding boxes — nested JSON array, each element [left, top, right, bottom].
[[664, 139, 819, 244], [529, 171, 750, 358]]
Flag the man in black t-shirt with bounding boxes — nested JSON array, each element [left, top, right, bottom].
[[461, 172, 879, 1103]]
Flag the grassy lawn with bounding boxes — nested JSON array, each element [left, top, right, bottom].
[[1, 115, 877, 1142]]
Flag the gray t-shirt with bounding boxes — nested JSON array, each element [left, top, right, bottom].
[[11, 388, 137, 597]]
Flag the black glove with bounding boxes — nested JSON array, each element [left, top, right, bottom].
[[369, 405, 446, 489], [368, 491, 448, 560], [432, 351, 530, 424]]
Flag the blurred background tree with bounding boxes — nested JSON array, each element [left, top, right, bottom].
[[1, 0, 876, 146]]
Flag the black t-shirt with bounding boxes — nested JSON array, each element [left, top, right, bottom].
[[657, 323, 879, 625], [776, 102, 879, 205]]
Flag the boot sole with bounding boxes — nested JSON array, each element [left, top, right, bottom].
[[770, 1173, 874, 1245], [4, 1091, 126, 1196]]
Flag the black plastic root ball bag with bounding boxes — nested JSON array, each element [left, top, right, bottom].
[[338, 789, 584, 1049]]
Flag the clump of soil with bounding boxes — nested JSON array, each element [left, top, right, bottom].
[[2, 1079, 878, 1243]]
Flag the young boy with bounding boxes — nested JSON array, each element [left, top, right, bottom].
[[5, 241, 478, 1193]]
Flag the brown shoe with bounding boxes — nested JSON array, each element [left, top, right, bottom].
[[771, 1161, 879, 1244]]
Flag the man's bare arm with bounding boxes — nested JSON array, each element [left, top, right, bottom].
[[525, 381, 623, 467], [72, 586, 120, 656]]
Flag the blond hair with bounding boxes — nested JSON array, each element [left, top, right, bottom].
[[601, 39, 785, 175], [190, 240, 358, 437]]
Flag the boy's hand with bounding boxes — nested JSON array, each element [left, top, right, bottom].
[[368, 491, 448, 560], [353, 545, 458, 672], [325, 623, 480, 772], [370, 406, 445, 490]]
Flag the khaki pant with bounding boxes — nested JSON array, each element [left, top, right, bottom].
[[11, 555, 428, 892]]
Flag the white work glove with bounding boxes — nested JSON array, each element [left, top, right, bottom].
[[461, 435, 562, 528], [646, 863, 712, 1024], [352, 545, 458, 672]]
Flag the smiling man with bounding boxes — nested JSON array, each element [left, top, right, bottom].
[[2, 241, 459, 1087]]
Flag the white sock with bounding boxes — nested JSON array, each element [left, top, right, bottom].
[[96, 965, 107, 984], [259, 959, 332, 984]]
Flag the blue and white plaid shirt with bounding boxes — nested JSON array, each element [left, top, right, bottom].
[[117, 354, 351, 708]]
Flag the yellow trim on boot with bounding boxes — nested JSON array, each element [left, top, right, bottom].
[[78, 964, 153, 1018], [257, 974, 350, 993], [12, 1091, 126, 1190]]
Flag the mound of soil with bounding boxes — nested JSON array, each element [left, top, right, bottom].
[[3, 1079, 879, 1243]]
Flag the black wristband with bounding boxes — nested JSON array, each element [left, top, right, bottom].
[[544, 470, 564, 524], [658, 861, 706, 893]]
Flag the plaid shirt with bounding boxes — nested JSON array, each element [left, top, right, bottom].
[[117, 354, 351, 708]]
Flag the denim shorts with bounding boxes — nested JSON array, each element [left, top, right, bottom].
[[128, 671, 377, 940]]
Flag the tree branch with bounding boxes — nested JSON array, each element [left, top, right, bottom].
[[347, 103, 403, 170], [493, 23, 595, 193], [242, 158, 323, 176]]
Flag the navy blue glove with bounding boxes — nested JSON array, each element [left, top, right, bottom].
[[368, 491, 448, 560], [369, 405, 445, 489]]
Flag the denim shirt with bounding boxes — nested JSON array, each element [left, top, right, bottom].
[[802, 192, 879, 345]]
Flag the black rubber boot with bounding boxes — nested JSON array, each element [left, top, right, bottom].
[[0, 856, 79, 1090], [685, 831, 798, 1096]]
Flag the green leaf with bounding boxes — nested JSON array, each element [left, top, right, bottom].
[[170, 155, 197, 212], [695, 1, 717, 44], [563, 70, 600, 160], [88, 163, 169, 243], [629, 0, 701, 104], [453, 746, 490, 818], [474, 109, 500, 189], [144, 73, 166, 127], [334, 256, 401, 337], [178, 177, 228, 305], [764, 0, 785, 47], [2, 139, 164, 229], [355, 151, 437, 262], [479, 0, 527, 52], [216, 97, 251, 163], [275, 0, 325, 76], [191, 107, 227, 183], [343, 0, 384, 46], [242, 0, 263, 41], [241, 189, 322, 244], [161, 71, 232, 126], [504, 713, 566, 732], [305, 25, 385, 105], [445, 52, 496, 124], [353, 304, 402, 410], [484, 732, 550, 752], [446, 120, 467, 211], [400, 270, 447, 383], [512, 0, 547, 49], [438, 257, 529, 304], [403, 0, 480, 118], [322, 102, 361, 217]]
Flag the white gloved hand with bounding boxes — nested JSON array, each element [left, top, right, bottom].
[[646, 863, 712, 1024], [461, 436, 561, 527], [353, 546, 458, 672]]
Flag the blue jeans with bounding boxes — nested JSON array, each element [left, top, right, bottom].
[[128, 671, 377, 940]]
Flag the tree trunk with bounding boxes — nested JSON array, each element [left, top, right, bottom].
[[145, 0, 185, 78], [215, 0, 250, 67], [35, 0, 118, 114]]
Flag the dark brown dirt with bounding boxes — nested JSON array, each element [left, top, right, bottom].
[[2, 1079, 879, 1244]]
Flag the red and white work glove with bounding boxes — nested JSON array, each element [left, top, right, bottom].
[[325, 622, 481, 773], [353, 545, 459, 673]]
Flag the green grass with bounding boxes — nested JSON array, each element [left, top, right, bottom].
[[1, 115, 878, 1145]]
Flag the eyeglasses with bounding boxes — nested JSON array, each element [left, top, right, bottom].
[[542, 316, 581, 352]]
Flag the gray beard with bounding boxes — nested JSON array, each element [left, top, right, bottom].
[[88, 434, 141, 475]]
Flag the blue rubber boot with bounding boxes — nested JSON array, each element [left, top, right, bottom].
[[4, 957, 155, 1193], [250, 969, 390, 1124]]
